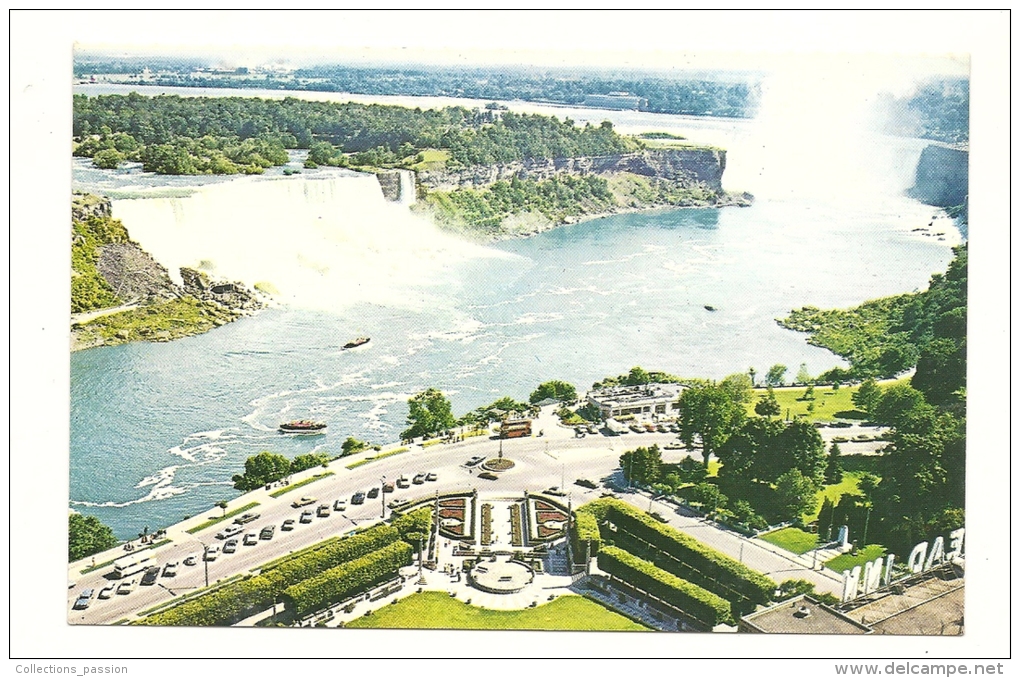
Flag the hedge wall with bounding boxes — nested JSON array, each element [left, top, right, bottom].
[[283, 540, 413, 618], [581, 498, 775, 606], [570, 511, 601, 563], [137, 523, 400, 626], [598, 546, 731, 627]]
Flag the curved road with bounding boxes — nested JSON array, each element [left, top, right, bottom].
[[67, 422, 839, 625]]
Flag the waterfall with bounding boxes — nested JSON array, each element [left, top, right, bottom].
[[398, 169, 416, 206], [111, 170, 503, 312]]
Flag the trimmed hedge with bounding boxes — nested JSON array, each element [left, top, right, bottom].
[[571, 511, 602, 563], [137, 524, 400, 626], [283, 540, 413, 617], [598, 546, 731, 627], [581, 498, 775, 606]]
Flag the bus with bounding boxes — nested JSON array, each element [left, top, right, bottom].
[[112, 552, 154, 579]]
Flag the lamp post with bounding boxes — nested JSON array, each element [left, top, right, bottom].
[[197, 540, 210, 588], [380, 476, 387, 519]]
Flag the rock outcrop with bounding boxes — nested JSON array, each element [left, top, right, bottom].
[[417, 148, 727, 193], [180, 267, 263, 313], [909, 144, 969, 208]]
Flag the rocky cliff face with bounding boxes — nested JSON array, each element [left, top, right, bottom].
[[417, 148, 727, 193], [909, 144, 969, 208]]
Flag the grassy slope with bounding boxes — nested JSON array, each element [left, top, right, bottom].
[[759, 527, 817, 555], [346, 591, 648, 631]]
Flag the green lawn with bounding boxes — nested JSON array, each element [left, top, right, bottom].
[[804, 472, 863, 523], [759, 527, 818, 555], [747, 385, 863, 423], [185, 501, 260, 534], [268, 472, 334, 498], [346, 591, 648, 631], [345, 447, 409, 469], [825, 545, 887, 573]]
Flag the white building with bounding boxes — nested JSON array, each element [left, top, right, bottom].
[[587, 383, 685, 420]]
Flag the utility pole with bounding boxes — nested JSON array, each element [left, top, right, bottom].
[[862, 505, 872, 547], [197, 540, 210, 588], [380, 476, 386, 519]]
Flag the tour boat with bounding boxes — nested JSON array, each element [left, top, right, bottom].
[[279, 420, 328, 434], [342, 337, 370, 350]]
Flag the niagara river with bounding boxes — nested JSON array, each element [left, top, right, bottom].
[[70, 86, 961, 538]]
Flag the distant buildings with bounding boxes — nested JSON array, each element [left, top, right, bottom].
[[586, 383, 684, 420], [583, 93, 646, 111]]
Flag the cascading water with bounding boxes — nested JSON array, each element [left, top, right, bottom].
[[111, 169, 501, 311], [397, 169, 416, 206]]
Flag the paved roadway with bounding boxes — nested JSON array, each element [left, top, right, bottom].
[[67, 413, 840, 624]]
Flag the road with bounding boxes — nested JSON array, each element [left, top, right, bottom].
[[67, 415, 838, 624]]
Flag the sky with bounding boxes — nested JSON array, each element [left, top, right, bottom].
[[7, 7, 1012, 667]]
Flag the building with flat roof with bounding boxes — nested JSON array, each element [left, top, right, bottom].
[[841, 564, 965, 636], [586, 383, 684, 420], [740, 595, 873, 635]]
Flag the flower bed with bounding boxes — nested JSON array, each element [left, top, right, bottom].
[[536, 510, 567, 523], [480, 503, 493, 546], [481, 458, 516, 472], [537, 525, 561, 539], [439, 498, 466, 508], [510, 503, 524, 547], [438, 507, 465, 520], [533, 499, 557, 512]]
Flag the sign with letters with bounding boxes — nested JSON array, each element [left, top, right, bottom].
[[840, 528, 964, 604]]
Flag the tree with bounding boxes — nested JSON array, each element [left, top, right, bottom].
[[748, 367, 757, 387], [677, 384, 745, 467], [824, 443, 844, 484], [675, 455, 708, 484], [291, 452, 331, 473], [817, 496, 836, 541], [624, 366, 651, 386], [778, 419, 826, 484], [529, 380, 577, 404], [873, 383, 932, 428], [688, 482, 728, 513], [852, 378, 882, 415], [232, 451, 291, 491], [217, 500, 228, 517], [765, 364, 787, 387], [754, 389, 781, 418], [341, 436, 369, 457], [92, 148, 125, 169], [774, 469, 819, 522], [402, 388, 456, 440], [796, 363, 813, 385], [619, 445, 663, 486], [720, 373, 754, 405], [69, 513, 119, 561]]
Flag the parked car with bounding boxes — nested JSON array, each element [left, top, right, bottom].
[[545, 486, 568, 497], [396, 476, 410, 489], [388, 498, 410, 510], [233, 512, 261, 525], [116, 578, 137, 595], [98, 585, 115, 600], [333, 499, 347, 511], [162, 561, 179, 577], [351, 492, 366, 505], [478, 471, 498, 481], [281, 519, 296, 531], [183, 554, 199, 566], [466, 455, 485, 467], [316, 504, 331, 518], [243, 532, 259, 546], [204, 545, 221, 561], [383, 482, 395, 493], [141, 566, 160, 586], [426, 472, 438, 482], [300, 510, 314, 523], [412, 473, 426, 485], [575, 478, 599, 490], [223, 538, 239, 554], [664, 441, 684, 450], [291, 496, 317, 508], [260, 525, 276, 540], [216, 524, 244, 540], [73, 588, 95, 610], [367, 487, 380, 499]]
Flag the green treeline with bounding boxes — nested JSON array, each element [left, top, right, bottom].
[[421, 174, 617, 234], [73, 93, 638, 175], [779, 244, 967, 405], [77, 62, 760, 118]]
